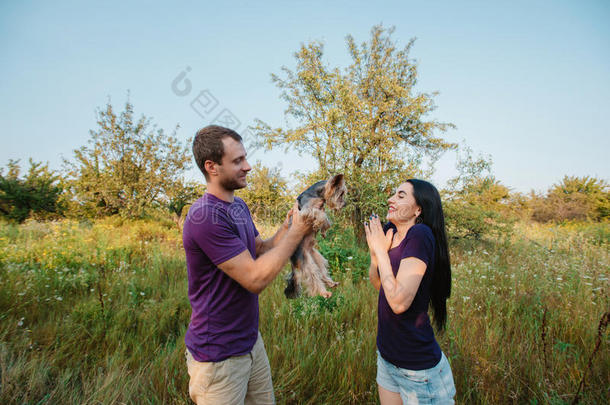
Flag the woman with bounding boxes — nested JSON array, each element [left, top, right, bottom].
[[364, 179, 456, 404]]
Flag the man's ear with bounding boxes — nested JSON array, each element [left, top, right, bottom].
[[204, 160, 218, 177]]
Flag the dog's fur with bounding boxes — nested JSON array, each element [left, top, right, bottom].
[[284, 174, 347, 298]]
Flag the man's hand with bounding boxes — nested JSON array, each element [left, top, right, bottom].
[[288, 201, 314, 236], [281, 205, 295, 230]]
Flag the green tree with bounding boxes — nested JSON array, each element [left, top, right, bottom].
[[531, 175, 609, 222], [443, 147, 514, 239], [254, 25, 455, 239], [0, 159, 65, 223], [236, 162, 292, 224], [64, 98, 192, 218], [166, 179, 205, 231]]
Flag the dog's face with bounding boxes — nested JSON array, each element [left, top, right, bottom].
[[323, 174, 347, 210]]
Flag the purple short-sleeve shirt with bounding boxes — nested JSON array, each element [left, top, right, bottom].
[[377, 223, 442, 370], [182, 193, 259, 362]]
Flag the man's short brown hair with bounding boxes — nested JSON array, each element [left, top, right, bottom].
[[193, 125, 243, 179]]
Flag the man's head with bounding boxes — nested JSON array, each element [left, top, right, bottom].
[[193, 125, 251, 190]]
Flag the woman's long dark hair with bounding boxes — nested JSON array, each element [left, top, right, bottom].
[[407, 179, 452, 331]]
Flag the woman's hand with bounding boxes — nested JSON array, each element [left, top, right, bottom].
[[364, 214, 394, 257]]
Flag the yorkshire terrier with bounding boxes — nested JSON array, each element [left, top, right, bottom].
[[284, 174, 347, 299]]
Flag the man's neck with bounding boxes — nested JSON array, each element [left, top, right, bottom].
[[206, 182, 234, 203]]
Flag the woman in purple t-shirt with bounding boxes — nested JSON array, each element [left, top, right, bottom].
[[364, 179, 456, 404]]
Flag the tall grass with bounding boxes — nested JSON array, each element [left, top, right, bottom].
[[0, 218, 608, 404]]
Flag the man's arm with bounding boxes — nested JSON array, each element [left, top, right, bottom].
[[218, 203, 311, 294], [255, 200, 323, 256]]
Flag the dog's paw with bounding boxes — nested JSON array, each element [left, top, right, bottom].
[[320, 291, 332, 299]]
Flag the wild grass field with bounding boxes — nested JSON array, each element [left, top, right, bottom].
[[0, 218, 608, 404]]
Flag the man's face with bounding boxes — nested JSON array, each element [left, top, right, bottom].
[[215, 137, 251, 190]]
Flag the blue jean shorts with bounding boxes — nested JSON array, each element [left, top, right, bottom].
[[376, 350, 456, 404]]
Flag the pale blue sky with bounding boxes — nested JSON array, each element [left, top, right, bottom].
[[1, 0, 608, 193]]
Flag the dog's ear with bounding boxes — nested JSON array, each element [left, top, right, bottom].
[[328, 174, 344, 189]]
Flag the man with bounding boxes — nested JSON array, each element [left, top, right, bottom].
[[183, 125, 313, 405]]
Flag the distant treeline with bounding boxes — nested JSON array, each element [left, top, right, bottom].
[[0, 99, 607, 242], [2, 24, 608, 238]]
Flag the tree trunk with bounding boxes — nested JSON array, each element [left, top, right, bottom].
[[351, 204, 367, 247]]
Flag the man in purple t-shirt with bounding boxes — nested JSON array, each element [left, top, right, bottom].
[[183, 125, 314, 405]]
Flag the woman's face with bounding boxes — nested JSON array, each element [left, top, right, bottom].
[[386, 182, 421, 225]]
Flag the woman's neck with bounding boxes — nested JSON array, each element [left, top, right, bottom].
[[393, 220, 415, 242]]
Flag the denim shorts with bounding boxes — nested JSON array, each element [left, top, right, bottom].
[[376, 350, 456, 404]]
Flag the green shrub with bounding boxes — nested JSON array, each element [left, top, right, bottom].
[[317, 225, 370, 282], [0, 159, 65, 223], [444, 199, 515, 240]]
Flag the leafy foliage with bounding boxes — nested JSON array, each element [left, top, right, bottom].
[[236, 162, 292, 224], [443, 147, 515, 239], [0, 159, 65, 223], [317, 225, 371, 282], [254, 25, 455, 237], [530, 176, 609, 222], [165, 179, 205, 230], [64, 98, 192, 218]]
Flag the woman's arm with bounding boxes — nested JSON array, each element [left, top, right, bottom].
[[368, 255, 381, 291], [365, 215, 426, 314], [364, 218, 381, 290], [375, 252, 426, 314]]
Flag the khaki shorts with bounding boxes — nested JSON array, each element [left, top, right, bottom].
[[185, 331, 275, 405]]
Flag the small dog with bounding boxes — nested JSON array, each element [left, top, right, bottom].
[[284, 174, 347, 298]]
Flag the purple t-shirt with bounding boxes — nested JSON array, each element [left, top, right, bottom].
[[377, 223, 442, 370], [183, 192, 259, 362]]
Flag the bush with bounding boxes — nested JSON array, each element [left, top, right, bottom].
[[530, 176, 609, 223], [444, 199, 514, 240], [236, 162, 292, 224], [317, 225, 370, 282], [0, 159, 65, 223]]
